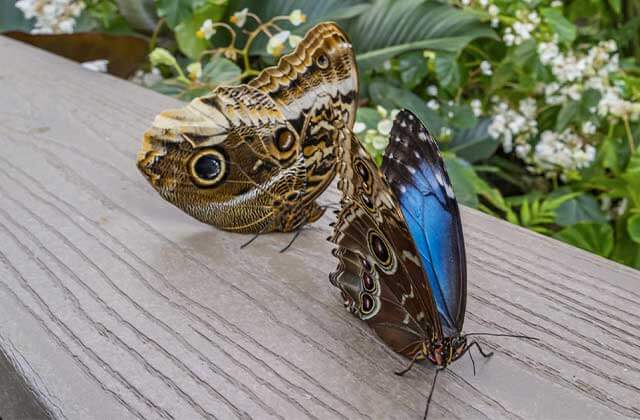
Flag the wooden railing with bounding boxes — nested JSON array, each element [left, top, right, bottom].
[[1, 36, 639, 420]]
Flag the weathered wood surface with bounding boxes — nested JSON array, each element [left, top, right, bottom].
[[1, 36, 639, 420]]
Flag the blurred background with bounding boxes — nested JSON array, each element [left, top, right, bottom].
[[2, 0, 639, 270]]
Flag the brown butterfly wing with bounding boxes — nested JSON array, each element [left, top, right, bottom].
[[328, 130, 441, 358], [137, 22, 357, 233], [137, 85, 307, 233], [250, 22, 359, 209]]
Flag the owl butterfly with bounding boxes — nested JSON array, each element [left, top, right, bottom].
[[329, 110, 534, 418], [137, 22, 358, 233]]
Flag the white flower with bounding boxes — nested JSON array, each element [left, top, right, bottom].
[[488, 4, 499, 16], [515, 143, 531, 159], [17, 0, 85, 34], [440, 127, 452, 138], [267, 31, 290, 56], [491, 18, 499, 28], [288, 9, 306, 26], [353, 122, 366, 134], [471, 99, 482, 117], [461, 0, 471, 5], [551, 0, 562, 6], [427, 85, 438, 96], [130, 67, 163, 87], [427, 99, 440, 110], [231, 8, 248, 27], [81, 59, 108, 73], [288, 35, 303, 48], [538, 41, 559, 65], [197, 19, 216, 40], [377, 119, 393, 136], [479, 0, 489, 6], [581, 121, 597, 135], [57, 18, 75, 33], [186, 62, 202, 80], [480, 60, 493, 76], [533, 129, 596, 174]]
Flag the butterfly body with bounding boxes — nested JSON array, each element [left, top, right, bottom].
[[329, 110, 468, 367], [137, 23, 357, 233]]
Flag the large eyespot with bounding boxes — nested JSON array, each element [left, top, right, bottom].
[[188, 148, 227, 188], [316, 53, 329, 69], [275, 127, 295, 153], [367, 231, 394, 270], [362, 272, 376, 292], [354, 159, 370, 183], [361, 293, 374, 314]]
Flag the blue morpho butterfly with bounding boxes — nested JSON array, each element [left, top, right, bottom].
[[328, 109, 534, 418]]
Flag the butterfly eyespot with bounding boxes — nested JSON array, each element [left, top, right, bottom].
[[360, 256, 372, 272], [188, 148, 227, 188], [362, 272, 375, 292], [354, 160, 370, 183], [368, 231, 393, 268], [275, 128, 295, 152], [316, 53, 330, 69], [361, 293, 374, 314], [361, 194, 375, 211]]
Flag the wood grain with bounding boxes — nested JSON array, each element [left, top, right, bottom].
[[0, 36, 639, 420]]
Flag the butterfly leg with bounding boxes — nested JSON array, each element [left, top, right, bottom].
[[395, 351, 421, 376], [280, 228, 303, 253]]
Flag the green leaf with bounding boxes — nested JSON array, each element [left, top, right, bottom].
[[555, 193, 608, 226], [397, 51, 428, 90], [449, 104, 477, 130], [627, 214, 640, 244], [443, 156, 479, 207], [608, 0, 622, 14], [554, 222, 614, 257], [368, 79, 444, 134], [156, 0, 193, 28], [175, 2, 225, 59], [435, 52, 461, 91], [115, 0, 159, 33], [490, 60, 515, 92], [0, 2, 33, 32], [350, 0, 495, 70], [541, 7, 577, 44], [556, 100, 579, 131], [449, 118, 498, 163], [612, 216, 640, 268], [202, 56, 241, 85], [356, 107, 382, 128]]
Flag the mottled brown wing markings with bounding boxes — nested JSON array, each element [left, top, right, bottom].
[[137, 22, 357, 233], [328, 130, 443, 356]]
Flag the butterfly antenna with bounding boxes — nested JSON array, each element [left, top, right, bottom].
[[466, 332, 539, 341], [468, 350, 477, 376], [423, 368, 441, 420]]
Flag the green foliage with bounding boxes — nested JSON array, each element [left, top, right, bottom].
[[555, 222, 615, 257], [13, 0, 637, 271]]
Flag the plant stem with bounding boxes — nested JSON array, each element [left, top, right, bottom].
[[149, 19, 165, 52], [623, 116, 636, 153]]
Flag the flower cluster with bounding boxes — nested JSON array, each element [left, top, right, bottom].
[[357, 106, 399, 154], [538, 38, 639, 120], [533, 129, 596, 176], [16, 0, 84, 34], [488, 98, 538, 158], [196, 8, 306, 57]]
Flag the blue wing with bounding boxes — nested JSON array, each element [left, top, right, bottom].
[[381, 110, 466, 335]]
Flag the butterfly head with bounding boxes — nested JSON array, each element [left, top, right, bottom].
[[425, 334, 467, 367]]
